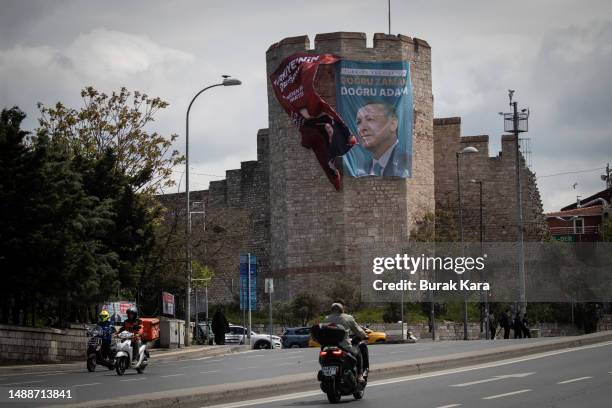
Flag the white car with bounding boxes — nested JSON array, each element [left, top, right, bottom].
[[225, 325, 282, 349]]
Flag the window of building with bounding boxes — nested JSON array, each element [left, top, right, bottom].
[[574, 218, 584, 234]]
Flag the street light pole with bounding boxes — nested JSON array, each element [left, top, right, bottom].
[[457, 146, 478, 341], [185, 77, 241, 347], [471, 179, 487, 339]]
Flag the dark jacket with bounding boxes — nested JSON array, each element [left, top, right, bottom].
[[211, 311, 229, 335]]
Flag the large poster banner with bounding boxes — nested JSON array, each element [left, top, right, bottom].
[[270, 53, 356, 190], [337, 60, 413, 178], [102, 300, 135, 324]]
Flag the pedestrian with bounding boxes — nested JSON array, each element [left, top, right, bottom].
[[513, 312, 523, 339], [500, 309, 511, 339], [487, 311, 497, 340], [211, 307, 230, 345], [522, 314, 531, 338]]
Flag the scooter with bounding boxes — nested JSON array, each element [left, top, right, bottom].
[[114, 331, 149, 375], [312, 324, 368, 404], [86, 325, 116, 372]]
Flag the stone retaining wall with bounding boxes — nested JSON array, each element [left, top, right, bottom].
[[0, 324, 88, 363]]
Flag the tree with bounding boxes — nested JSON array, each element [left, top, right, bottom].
[[37, 87, 183, 194], [291, 292, 320, 326]]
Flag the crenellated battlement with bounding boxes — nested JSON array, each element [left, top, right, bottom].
[[266, 32, 430, 56]]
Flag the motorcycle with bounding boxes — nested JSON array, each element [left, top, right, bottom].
[[312, 324, 368, 404], [114, 330, 149, 375], [86, 325, 116, 372]]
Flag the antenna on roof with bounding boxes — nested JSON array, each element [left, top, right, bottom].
[[388, 0, 391, 35]]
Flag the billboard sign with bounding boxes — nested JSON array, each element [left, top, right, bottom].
[[162, 291, 175, 316], [102, 300, 135, 325], [337, 60, 413, 178], [270, 52, 356, 190], [239, 254, 257, 310]]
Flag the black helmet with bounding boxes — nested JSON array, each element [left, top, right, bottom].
[[126, 306, 138, 319]]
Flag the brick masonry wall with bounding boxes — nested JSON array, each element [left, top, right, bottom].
[[0, 324, 88, 363], [266, 33, 435, 300], [433, 117, 548, 243]]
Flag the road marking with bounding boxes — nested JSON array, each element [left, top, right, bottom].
[[161, 373, 185, 378], [74, 382, 101, 387], [244, 354, 266, 358], [121, 378, 146, 382], [482, 389, 531, 400], [283, 355, 302, 360], [558, 376, 592, 384], [436, 404, 462, 408], [0, 380, 43, 386], [236, 366, 257, 370], [389, 350, 406, 354], [277, 362, 294, 366], [34, 372, 69, 377], [451, 372, 535, 387], [200, 370, 219, 374], [203, 341, 612, 408]]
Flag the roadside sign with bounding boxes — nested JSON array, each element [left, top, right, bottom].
[[239, 254, 257, 310], [265, 278, 274, 293], [162, 291, 175, 316]]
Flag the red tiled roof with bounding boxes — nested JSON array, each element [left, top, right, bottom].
[[546, 205, 603, 218]]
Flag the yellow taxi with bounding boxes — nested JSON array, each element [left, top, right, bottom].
[[309, 326, 386, 347]]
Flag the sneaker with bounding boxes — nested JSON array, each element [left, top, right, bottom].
[[357, 374, 366, 384]]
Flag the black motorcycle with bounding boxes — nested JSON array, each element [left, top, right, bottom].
[[312, 324, 368, 404], [86, 325, 116, 372]]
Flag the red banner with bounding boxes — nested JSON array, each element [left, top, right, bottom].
[[270, 52, 355, 190]]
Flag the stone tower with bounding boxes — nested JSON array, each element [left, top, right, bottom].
[[265, 32, 435, 298]]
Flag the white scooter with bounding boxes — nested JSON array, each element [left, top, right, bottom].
[[115, 331, 149, 375]]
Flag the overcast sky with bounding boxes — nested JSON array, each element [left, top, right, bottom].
[[1, 0, 611, 211]]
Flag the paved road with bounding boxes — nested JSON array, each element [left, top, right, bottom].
[[212, 341, 612, 408], [0, 338, 554, 406]]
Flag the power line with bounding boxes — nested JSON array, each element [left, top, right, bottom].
[[536, 167, 605, 179], [171, 169, 225, 178]]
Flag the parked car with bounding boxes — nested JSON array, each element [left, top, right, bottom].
[[225, 325, 282, 349], [309, 326, 386, 347], [281, 327, 312, 348]]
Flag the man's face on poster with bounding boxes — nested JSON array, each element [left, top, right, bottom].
[[356, 103, 398, 153]]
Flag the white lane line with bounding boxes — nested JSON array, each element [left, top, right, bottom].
[[389, 351, 406, 354], [34, 372, 69, 377], [0, 380, 44, 386], [244, 354, 266, 358], [236, 366, 257, 370], [482, 389, 531, 400], [74, 382, 101, 387], [120, 378, 146, 382], [160, 373, 185, 378], [203, 341, 612, 408], [558, 376, 593, 384], [436, 404, 462, 408], [277, 362, 294, 366], [451, 372, 535, 387], [200, 370, 219, 374]]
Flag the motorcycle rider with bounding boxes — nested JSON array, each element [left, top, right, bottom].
[[97, 310, 115, 359], [119, 307, 143, 362], [323, 300, 368, 383]]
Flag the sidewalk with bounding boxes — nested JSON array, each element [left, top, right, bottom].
[[0, 344, 250, 375]]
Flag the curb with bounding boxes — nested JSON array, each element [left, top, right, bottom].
[[55, 331, 612, 408], [0, 345, 251, 375]]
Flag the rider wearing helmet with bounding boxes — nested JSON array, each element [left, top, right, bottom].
[[120, 306, 143, 361], [97, 310, 115, 359], [323, 299, 368, 383]]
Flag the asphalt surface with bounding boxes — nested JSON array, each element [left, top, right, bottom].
[[211, 341, 612, 408], [0, 338, 556, 407]]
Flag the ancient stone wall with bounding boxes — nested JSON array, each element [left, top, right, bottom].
[[433, 117, 547, 243], [266, 32, 435, 300]]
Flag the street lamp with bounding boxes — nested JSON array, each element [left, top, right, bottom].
[[185, 76, 241, 347], [499, 90, 529, 316], [457, 146, 478, 341], [470, 178, 487, 339]]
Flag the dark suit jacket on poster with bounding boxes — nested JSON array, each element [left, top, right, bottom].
[[367, 144, 410, 177]]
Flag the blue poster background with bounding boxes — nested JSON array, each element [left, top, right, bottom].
[[239, 254, 257, 310], [337, 60, 413, 178]]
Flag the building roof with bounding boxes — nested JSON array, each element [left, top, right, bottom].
[[546, 205, 604, 218], [561, 187, 611, 211]]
